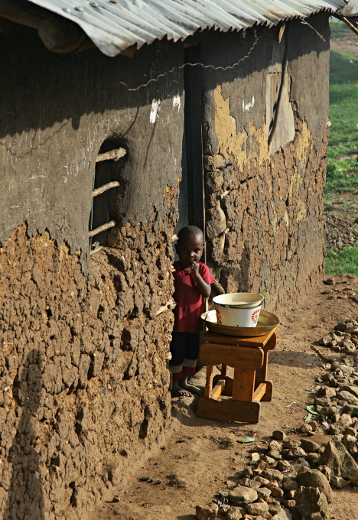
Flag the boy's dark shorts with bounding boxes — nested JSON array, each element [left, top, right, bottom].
[[169, 332, 200, 367]]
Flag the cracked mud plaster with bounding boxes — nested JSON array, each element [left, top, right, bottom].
[[0, 219, 176, 520], [213, 85, 269, 171], [204, 84, 326, 313]]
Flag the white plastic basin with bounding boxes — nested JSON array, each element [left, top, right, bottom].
[[213, 293, 264, 327]]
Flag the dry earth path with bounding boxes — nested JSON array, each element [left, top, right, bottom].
[[92, 273, 358, 520]]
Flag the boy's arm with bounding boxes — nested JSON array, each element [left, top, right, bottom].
[[191, 262, 211, 298]]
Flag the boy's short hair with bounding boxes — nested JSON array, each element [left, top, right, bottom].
[[177, 226, 204, 243]]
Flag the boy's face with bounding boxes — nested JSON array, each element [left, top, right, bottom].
[[176, 233, 204, 268]]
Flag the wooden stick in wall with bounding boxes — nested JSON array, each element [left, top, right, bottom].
[[92, 181, 120, 198], [96, 148, 127, 163], [89, 220, 116, 238]]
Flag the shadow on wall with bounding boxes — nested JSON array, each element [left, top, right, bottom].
[[4, 350, 44, 520], [0, 24, 182, 140]]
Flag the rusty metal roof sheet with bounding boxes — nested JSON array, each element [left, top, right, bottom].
[[28, 0, 346, 56]]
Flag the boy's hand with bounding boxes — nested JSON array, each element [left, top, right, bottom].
[[190, 261, 200, 277], [190, 262, 211, 298]]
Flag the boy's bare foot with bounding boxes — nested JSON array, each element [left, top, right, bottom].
[[171, 378, 202, 397], [171, 387, 193, 397], [179, 381, 202, 396]]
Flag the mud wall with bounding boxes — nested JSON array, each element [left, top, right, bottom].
[[0, 25, 182, 520], [201, 15, 329, 310], [0, 221, 177, 520], [0, 25, 183, 268]]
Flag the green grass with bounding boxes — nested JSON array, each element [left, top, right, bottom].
[[326, 23, 358, 196], [325, 247, 358, 277], [324, 25, 358, 276]]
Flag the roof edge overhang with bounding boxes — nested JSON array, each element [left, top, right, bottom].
[[0, 0, 353, 57]]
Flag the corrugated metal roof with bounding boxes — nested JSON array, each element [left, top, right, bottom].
[[28, 0, 346, 56]]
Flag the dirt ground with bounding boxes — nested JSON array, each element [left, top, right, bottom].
[[90, 273, 358, 520]]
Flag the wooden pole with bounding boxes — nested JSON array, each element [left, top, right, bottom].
[[89, 220, 116, 238], [96, 148, 127, 163], [92, 181, 120, 198], [341, 16, 358, 37]]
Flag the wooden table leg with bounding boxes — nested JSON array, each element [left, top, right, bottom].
[[232, 368, 255, 401], [255, 334, 275, 401], [204, 365, 214, 398]]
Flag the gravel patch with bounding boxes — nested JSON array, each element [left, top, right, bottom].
[[325, 213, 358, 251]]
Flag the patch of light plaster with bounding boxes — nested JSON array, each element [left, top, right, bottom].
[[173, 95, 181, 111], [150, 99, 161, 124], [213, 86, 268, 171], [242, 96, 255, 112]]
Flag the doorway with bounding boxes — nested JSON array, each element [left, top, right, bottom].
[[176, 45, 205, 237]]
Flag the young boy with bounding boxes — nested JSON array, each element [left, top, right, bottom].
[[169, 226, 215, 397]]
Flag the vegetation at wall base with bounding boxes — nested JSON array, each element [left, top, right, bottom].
[[326, 22, 358, 198], [325, 247, 358, 277], [325, 22, 358, 276]]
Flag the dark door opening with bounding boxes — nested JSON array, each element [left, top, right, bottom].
[[176, 45, 205, 236]]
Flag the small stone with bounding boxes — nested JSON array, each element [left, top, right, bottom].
[[225, 506, 244, 520], [342, 434, 358, 455], [284, 499, 296, 509], [271, 509, 292, 520], [256, 460, 268, 471], [228, 486, 258, 505], [341, 384, 358, 398], [266, 485, 284, 498], [297, 468, 332, 503], [282, 479, 298, 492], [251, 452, 260, 462], [305, 452, 320, 463], [337, 391, 358, 404], [195, 503, 219, 520], [331, 476, 349, 488], [317, 465, 331, 481], [238, 478, 260, 489], [350, 470, 358, 486], [308, 420, 319, 432], [166, 474, 187, 488], [283, 440, 300, 449], [254, 476, 271, 486], [296, 487, 330, 519], [226, 480, 238, 490], [262, 469, 284, 483], [325, 278, 335, 285], [269, 440, 283, 451], [257, 487, 271, 500], [286, 447, 307, 459], [335, 322, 347, 332], [241, 467, 254, 479], [338, 413, 353, 428], [344, 427, 357, 436], [299, 423, 313, 434], [300, 439, 321, 453], [321, 386, 337, 398], [272, 430, 286, 441], [268, 450, 282, 460], [246, 502, 269, 515], [261, 455, 276, 464], [276, 460, 291, 472], [319, 335, 332, 346]]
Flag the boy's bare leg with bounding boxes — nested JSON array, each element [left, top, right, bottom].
[[178, 374, 202, 396]]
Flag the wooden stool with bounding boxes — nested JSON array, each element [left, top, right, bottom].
[[196, 327, 277, 424]]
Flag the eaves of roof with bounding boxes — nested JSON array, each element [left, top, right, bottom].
[[28, 0, 347, 57]]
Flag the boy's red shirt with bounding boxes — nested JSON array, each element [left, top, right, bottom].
[[172, 261, 215, 333]]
